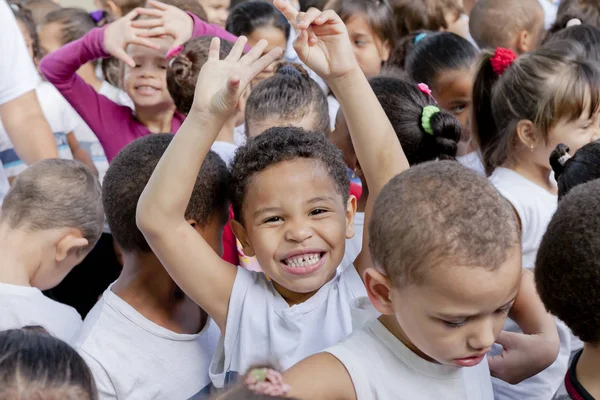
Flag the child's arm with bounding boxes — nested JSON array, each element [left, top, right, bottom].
[[274, 1, 410, 277], [66, 133, 98, 177], [136, 38, 282, 332], [488, 269, 561, 384]]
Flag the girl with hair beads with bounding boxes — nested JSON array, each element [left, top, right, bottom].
[[39, 0, 240, 163], [226, 1, 289, 83], [0, 328, 98, 400], [329, 76, 461, 262], [404, 31, 482, 174], [550, 142, 600, 199], [473, 42, 600, 400]]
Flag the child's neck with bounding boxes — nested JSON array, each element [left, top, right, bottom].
[[0, 224, 43, 287], [273, 269, 337, 306], [136, 104, 177, 134], [111, 252, 207, 335], [215, 117, 236, 145], [379, 314, 437, 363], [576, 343, 600, 398], [77, 62, 103, 92], [504, 159, 557, 195]]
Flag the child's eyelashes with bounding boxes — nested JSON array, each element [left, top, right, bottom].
[[262, 216, 283, 224], [443, 320, 466, 329], [309, 208, 329, 217], [451, 104, 467, 114]]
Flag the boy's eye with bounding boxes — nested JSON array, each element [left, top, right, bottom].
[[495, 306, 511, 315], [355, 40, 367, 47], [263, 216, 283, 224], [309, 208, 328, 216], [444, 320, 466, 329], [134, 64, 142, 68]]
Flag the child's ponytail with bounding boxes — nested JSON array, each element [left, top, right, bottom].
[[427, 109, 462, 160], [550, 142, 600, 199], [549, 144, 571, 180]]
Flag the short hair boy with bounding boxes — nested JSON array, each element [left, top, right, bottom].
[[73, 134, 229, 399], [469, 0, 546, 53], [0, 159, 103, 343], [536, 179, 600, 400], [282, 161, 523, 400]]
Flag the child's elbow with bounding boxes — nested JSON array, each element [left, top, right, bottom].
[[135, 198, 159, 236]]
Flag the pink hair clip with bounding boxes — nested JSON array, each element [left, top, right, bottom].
[[166, 45, 184, 60], [490, 48, 517, 76], [417, 83, 437, 104], [245, 368, 291, 396]]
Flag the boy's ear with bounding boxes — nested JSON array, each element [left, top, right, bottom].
[[516, 29, 533, 54], [345, 195, 357, 240], [364, 268, 394, 315], [55, 232, 89, 263], [380, 40, 391, 62], [231, 219, 254, 257], [515, 119, 538, 151]]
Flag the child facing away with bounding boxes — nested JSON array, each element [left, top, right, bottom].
[[472, 41, 600, 399], [403, 31, 482, 174], [0, 159, 104, 343], [138, 0, 559, 391], [469, 0, 545, 53], [389, 0, 470, 40], [0, 327, 98, 400], [39, 0, 240, 162], [550, 141, 600, 199], [535, 180, 600, 400], [73, 135, 228, 399]]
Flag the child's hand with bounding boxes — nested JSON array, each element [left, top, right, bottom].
[[273, 0, 358, 80], [104, 8, 161, 68], [131, 0, 195, 57], [190, 37, 283, 118], [488, 331, 559, 384]]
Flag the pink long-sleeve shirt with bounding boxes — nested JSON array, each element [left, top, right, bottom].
[[40, 13, 239, 162]]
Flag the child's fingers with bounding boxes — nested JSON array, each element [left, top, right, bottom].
[[273, 0, 299, 29], [146, 0, 169, 10], [239, 39, 269, 65], [208, 37, 221, 61], [113, 48, 136, 68], [225, 36, 248, 61], [312, 9, 342, 26], [137, 27, 169, 37], [246, 47, 284, 80], [124, 7, 142, 20], [130, 36, 162, 50], [131, 18, 163, 29], [297, 7, 323, 29], [135, 8, 165, 18]]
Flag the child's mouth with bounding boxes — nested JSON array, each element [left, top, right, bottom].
[[280, 252, 326, 275], [135, 85, 160, 95]]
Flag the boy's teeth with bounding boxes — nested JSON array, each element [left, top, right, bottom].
[[285, 253, 321, 268]]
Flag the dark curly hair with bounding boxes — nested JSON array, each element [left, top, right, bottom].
[[370, 161, 520, 285], [167, 37, 234, 115], [535, 179, 600, 344], [229, 127, 350, 223], [245, 62, 329, 137], [103, 134, 229, 253], [550, 142, 600, 200]]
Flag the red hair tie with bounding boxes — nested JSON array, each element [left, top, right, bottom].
[[490, 48, 517, 76]]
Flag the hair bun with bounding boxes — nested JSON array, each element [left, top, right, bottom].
[[276, 62, 310, 79], [428, 111, 461, 159], [169, 53, 194, 83], [550, 144, 571, 179]]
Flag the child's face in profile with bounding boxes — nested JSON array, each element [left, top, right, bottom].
[[384, 248, 521, 367], [345, 14, 390, 78], [235, 158, 355, 303], [199, 0, 230, 28], [123, 39, 175, 112]]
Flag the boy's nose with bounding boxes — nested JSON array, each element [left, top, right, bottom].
[[284, 223, 313, 243], [467, 319, 495, 352]]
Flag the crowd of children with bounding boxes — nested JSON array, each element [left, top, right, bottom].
[[0, 0, 599, 399]]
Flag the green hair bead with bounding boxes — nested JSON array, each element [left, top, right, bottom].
[[421, 105, 440, 135]]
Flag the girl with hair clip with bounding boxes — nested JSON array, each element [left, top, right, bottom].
[[472, 42, 600, 400], [39, 0, 240, 163], [0, 328, 98, 400], [550, 142, 600, 200], [329, 76, 461, 264], [403, 31, 481, 173]]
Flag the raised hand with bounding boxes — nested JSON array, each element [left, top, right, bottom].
[[104, 8, 161, 68], [191, 37, 284, 118], [131, 0, 195, 56], [273, 0, 358, 80]]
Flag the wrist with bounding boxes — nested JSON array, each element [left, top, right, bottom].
[[326, 67, 366, 95], [187, 107, 229, 132]]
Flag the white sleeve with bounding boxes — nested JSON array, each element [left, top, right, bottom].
[[77, 349, 118, 400], [0, 0, 41, 105]]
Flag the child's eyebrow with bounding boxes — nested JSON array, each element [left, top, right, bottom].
[[435, 298, 518, 320], [307, 196, 336, 204], [253, 207, 283, 219]]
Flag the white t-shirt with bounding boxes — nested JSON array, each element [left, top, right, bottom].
[[326, 318, 494, 400], [211, 141, 238, 166], [328, 96, 340, 131], [340, 211, 364, 271], [0, 82, 74, 179], [73, 286, 220, 400], [209, 265, 374, 388], [0, 0, 42, 200], [457, 152, 486, 177], [489, 167, 571, 400], [0, 282, 82, 344]]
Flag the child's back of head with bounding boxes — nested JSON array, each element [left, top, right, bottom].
[[103, 134, 229, 257], [535, 179, 600, 346], [550, 142, 600, 200], [146, 0, 208, 21], [0, 328, 97, 400], [548, 0, 600, 35], [469, 0, 544, 53], [543, 24, 600, 62], [389, 0, 462, 38], [167, 37, 235, 115], [38, 7, 99, 54], [245, 63, 329, 138], [18, 0, 60, 25]]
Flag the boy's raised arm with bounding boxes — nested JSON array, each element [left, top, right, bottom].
[[136, 37, 282, 331]]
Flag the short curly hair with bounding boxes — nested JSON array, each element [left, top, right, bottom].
[[369, 161, 520, 286], [535, 179, 600, 344], [229, 127, 350, 223], [103, 134, 229, 253]]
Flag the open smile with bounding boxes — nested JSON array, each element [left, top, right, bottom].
[[280, 250, 327, 276]]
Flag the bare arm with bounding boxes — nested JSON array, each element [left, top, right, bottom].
[[66, 133, 98, 176], [0, 91, 58, 163], [137, 38, 282, 331]]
